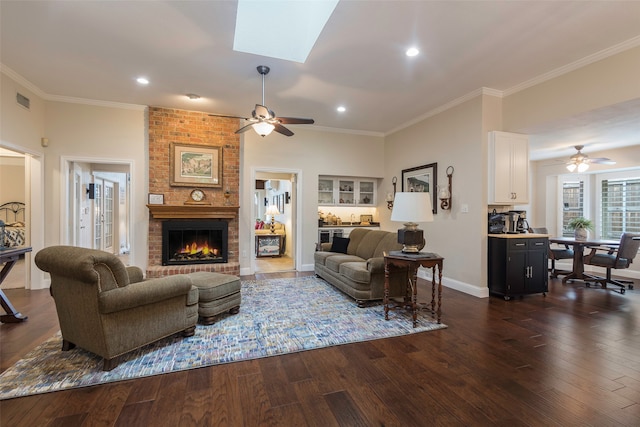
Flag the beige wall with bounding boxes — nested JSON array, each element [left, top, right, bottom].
[[502, 46, 640, 133], [0, 157, 25, 205], [42, 102, 147, 268], [383, 95, 492, 296], [240, 127, 385, 272]]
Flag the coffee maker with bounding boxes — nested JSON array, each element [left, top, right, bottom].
[[507, 210, 528, 233]]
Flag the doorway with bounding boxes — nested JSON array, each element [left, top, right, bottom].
[[63, 158, 131, 262], [253, 171, 298, 273], [0, 145, 45, 290]]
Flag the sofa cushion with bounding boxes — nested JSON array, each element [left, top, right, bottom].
[[339, 262, 370, 284], [330, 236, 350, 254], [354, 230, 388, 260], [314, 250, 335, 266], [325, 254, 365, 273], [373, 232, 403, 257]]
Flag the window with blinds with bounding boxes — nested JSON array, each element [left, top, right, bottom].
[[601, 177, 640, 239], [562, 181, 584, 237]]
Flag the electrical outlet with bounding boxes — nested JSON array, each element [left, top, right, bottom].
[[242, 250, 247, 257], [461, 204, 469, 213]]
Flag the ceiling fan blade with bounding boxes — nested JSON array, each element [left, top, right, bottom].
[[209, 113, 250, 120], [275, 116, 315, 125], [589, 158, 616, 165], [235, 123, 256, 134], [273, 123, 294, 137]]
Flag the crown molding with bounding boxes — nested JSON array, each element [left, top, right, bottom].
[[503, 35, 640, 96], [46, 94, 146, 111], [0, 64, 47, 98], [386, 87, 504, 136]]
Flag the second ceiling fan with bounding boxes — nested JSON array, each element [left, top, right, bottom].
[[566, 145, 616, 172], [210, 65, 314, 137]]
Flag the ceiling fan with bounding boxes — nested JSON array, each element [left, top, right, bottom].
[[209, 65, 314, 137], [566, 145, 615, 172]]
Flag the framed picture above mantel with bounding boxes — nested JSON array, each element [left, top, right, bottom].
[[401, 162, 438, 214], [170, 142, 223, 188]]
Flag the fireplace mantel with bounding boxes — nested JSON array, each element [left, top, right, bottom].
[[147, 205, 239, 220]]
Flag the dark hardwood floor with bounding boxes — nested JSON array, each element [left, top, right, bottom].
[[1, 272, 639, 426]]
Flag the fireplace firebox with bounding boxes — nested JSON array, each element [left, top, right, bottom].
[[162, 220, 228, 265]]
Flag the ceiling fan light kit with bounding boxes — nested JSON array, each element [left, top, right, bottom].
[[209, 65, 314, 137]]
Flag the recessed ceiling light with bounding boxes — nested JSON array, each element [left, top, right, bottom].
[[186, 93, 201, 100], [136, 77, 149, 85], [337, 106, 346, 113], [406, 47, 419, 57]]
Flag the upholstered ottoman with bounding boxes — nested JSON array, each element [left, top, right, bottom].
[[188, 272, 241, 325]]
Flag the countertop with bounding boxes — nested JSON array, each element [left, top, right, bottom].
[[319, 222, 380, 228], [488, 233, 549, 238]]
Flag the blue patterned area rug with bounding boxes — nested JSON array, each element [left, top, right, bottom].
[[0, 276, 446, 400]]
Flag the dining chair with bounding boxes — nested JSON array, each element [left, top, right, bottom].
[[529, 227, 573, 278], [583, 232, 640, 294]]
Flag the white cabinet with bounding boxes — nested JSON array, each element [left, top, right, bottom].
[[488, 131, 529, 204], [318, 176, 377, 206]]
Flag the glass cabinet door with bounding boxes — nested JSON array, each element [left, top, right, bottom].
[[338, 179, 355, 205], [358, 180, 375, 205], [318, 178, 334, 205]]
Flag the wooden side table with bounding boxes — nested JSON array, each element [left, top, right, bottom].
[[0, 246, 32, 323], [384, 250, 444, 327]]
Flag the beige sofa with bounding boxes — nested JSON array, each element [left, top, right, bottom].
[[314, 228, 408, 306], [35, 246, 199, 371]]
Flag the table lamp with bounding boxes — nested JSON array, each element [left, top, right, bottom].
[[390, 192, 434, 253], [265, 204, 280, 234]]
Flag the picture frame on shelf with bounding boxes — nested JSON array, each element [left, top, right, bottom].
[[148, 193, 164, 205], [170, 142, 222, 188], [401, 162, 438, 214]]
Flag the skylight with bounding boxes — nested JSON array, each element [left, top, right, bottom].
[[233, 0, 339, 63]]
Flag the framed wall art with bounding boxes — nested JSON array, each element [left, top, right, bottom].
[[278, 194, 285, 213], [401, 162, 438, 214], [170, 142, 222, 188]]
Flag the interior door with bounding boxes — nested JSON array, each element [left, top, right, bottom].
[[103, 180, 114, 253], [93, 178, 103, 250], [93, 178, 115, 253]]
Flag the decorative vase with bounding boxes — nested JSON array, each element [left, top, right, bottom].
[[574, 227, 588, 240]]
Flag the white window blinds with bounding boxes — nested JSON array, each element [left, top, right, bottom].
[[562, 180, 584, 237], [601, 177, 640, 239]]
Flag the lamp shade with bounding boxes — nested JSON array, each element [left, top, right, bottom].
[[253, 122, 275, 136], [265, 204, 280, 216], [391, 192, 434, 223]]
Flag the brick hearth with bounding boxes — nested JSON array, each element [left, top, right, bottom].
[[147, 107, 240, 277]]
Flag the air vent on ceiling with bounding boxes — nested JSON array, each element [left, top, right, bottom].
[[16, 92, 30, 110]]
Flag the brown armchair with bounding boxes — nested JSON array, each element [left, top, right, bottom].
[[583, 233, 640, 294], [529, 227, 574, 278], [35, 246, 199, 370]]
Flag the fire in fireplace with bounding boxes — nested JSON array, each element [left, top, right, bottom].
[[162, 220, 228, 265]]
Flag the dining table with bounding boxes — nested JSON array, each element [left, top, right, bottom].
[[548, 236, 619, 284]]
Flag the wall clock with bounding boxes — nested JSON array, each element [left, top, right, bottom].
[[184, 188, 210, 205]]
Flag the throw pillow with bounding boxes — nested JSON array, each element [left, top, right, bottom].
[[330, 236, 350, 254]]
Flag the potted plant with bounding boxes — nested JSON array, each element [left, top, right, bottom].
[[567, 217, 594, 240]]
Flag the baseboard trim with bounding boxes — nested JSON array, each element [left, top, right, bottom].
[[417, 269, 489, 298]]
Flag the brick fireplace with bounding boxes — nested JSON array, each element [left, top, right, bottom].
[[146, 107, 240, 278]]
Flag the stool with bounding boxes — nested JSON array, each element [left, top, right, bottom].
[[188, 272, 241, 325]]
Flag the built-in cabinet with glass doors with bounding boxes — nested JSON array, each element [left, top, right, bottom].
[[318, 176, 376, 206]]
